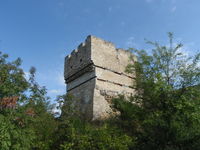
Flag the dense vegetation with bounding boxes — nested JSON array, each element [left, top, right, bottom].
[[0, 33, 199, 150], [113, 33, 200, 149]]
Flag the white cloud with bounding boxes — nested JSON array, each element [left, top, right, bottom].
[[58, 1, 64, 7], [83, 9, 90, 14], [37, 63, 65, 87], [49, 89, 65, 94], [171, 6, 177, 13], [120, 21, 125, 26], [146, 0, 154, 3], [172, 41, 197, 58], [177, 46, 189, 57], [145, 0, 177, 4], [108, 6, 113, 12], [24, 71, 30, 80], [52, 103, 62, 116], [34, 62, 66, 100], [125, 36, 136, 48], [98, 22, 103, 27], [56, 72, 65, 86], [171, 0, 177, 4]]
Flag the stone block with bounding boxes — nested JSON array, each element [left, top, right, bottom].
[[64, 35, 136, 120]]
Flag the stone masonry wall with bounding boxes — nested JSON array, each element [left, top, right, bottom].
[[64, 35, 135, 120]]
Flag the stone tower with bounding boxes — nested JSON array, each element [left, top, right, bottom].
[[64, 36, 135, 120]]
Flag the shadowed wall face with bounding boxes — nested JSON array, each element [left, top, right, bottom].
[[64, 36, 135, 120]]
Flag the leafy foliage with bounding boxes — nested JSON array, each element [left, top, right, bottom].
[[113, 33, 200, 150], [0, 51, 56, 150], [0, 52, 133, 150], [53, 95, 133, 150], [1, 33, 200, 150]]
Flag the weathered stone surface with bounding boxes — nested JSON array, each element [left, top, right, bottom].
[[67, 78, 95, 119], [64, 35, 136, 120]]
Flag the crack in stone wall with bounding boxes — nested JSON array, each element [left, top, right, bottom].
[[94, 64, 135, 79], [64, 35, 136, 120], [97, 78, 134, 89], [66, 62, 94, 83]]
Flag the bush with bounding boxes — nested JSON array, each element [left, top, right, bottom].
[[112, 33, 200, 150]]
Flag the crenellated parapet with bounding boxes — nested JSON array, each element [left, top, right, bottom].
[[64, 36, 93, 83], [64, 35, 136, 120]]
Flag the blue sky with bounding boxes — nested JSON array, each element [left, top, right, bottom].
[[1, 0, 200, 101]]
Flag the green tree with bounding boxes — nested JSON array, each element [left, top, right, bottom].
[[0, 51, 57, 150], [25, 67, 57, 150], [0, 51, 28, 99], [113, 33, 200, 150], [0, 51, 36, 149], [53, 94, 133, 150]]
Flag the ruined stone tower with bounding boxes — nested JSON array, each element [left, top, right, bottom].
[[64, 36, 135, 120]]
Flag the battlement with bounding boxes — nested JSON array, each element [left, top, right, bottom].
[[64, 36, 136, 120], [64, 36, 92, 82], [65, 36, 134, 81], [66, 35, 114, 60]]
